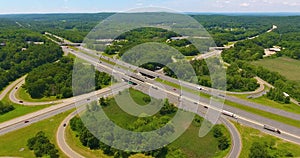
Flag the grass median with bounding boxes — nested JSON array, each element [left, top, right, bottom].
[[230, 94, 300, 115], [156, 78, 300, 128]]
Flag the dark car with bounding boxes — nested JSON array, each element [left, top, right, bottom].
[[63, 123, 66, 127], [19, 100, 23, 103], [24, 120, 29, 123]]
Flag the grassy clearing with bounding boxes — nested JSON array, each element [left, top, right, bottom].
[[169, 124, 230, 158], [252, 57, 300, 82], [232, 121, 300, 158], [225, 100, 300, 128], [15, 86, 58, 102], [129, 88, 151, 106], [0, 110, 73, 158], [231, 94, 300, 115]]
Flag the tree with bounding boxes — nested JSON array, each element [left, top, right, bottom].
[[249, 142, 269, 158], [27, 131, 59, 158]]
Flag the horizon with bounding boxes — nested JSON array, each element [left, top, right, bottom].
[[1, 0, 300, 15], [1, 11, 300, 16]]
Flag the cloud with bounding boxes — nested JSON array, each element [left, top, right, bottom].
[[240, 2, 250, 7], [283, 1, 300, 6]]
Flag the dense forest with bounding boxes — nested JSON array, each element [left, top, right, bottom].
[[0, 19, 63, 92], [24, 57, 111, 99]]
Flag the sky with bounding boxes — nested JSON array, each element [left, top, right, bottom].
[[0, 0, 299, 14]]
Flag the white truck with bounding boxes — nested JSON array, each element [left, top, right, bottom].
[[222, 110, 238, 119]]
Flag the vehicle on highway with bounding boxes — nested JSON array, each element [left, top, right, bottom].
[[87, 98, 90, 101], [222, 110, 238, 119], [24, 120, 29, 123], [152, 86, 158, 90], [204, 105, 208, 109], [173, 88, 176, 91], [197, 86, 208, 91], [19, 100, 23, 103], [263, 125, 281, 134], [15, 87, 18, 89], [63, 123, 66, 127]]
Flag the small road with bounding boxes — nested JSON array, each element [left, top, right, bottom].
[[57, 110, 84, 158], [0, 75, 26, 101], [220, 117, 242, 158], [9, 79, 63, 106]]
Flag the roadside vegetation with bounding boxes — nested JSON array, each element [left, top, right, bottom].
[[233, 122, 300, 158], [68, 89, 230, 158]]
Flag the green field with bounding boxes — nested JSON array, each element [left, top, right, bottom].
[[233, 122, 300, 158], [0, 110, 73, 158], [67, 89, 230, 158], [252, 57, 300, 82], [0, 93, 51, 123], [15, 86, 58, 102]]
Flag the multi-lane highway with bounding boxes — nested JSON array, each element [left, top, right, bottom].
[[1, 31, 300, 158], [64, 45, 300, 145], [0, 83, 129, 135]]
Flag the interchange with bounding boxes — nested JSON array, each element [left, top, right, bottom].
[[1, 32, 300, 157]]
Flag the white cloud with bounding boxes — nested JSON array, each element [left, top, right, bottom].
[[240, 2, 250, 7]]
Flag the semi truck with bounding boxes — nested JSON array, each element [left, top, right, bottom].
[[222, 110, 238, 119], [263, 125, 281, 134]]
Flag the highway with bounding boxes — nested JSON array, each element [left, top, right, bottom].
[[1, 30, 299, 157], [0, 83, 129, 135], [73, 46, 300, 122], [65, 46, 300, 145]]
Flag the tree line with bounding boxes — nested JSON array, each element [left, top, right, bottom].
[[24, 57, 111, 99]]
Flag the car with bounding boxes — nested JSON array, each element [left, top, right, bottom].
[[24, 120, 29, 123], [152, 86, 158, 90], [63, 123, 66, 127], [15, 87, 18, 90], [173, 88, 176, 91], [19, 100, 23, 103], [194, 102, 198, 105], [87, 98, 90, 101]]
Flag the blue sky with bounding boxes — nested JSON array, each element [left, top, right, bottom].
[[0, 0, 299, 14]]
